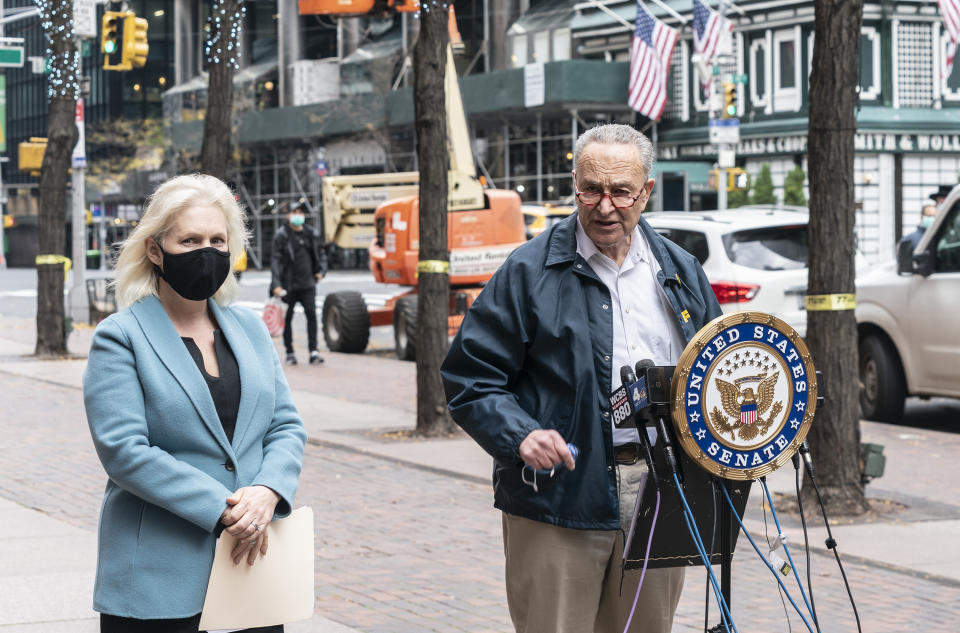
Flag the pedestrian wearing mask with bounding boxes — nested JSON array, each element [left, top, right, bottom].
[[83, 174, 307, 633], [898, 203, 939, 253], [271, 203, 327, 366]]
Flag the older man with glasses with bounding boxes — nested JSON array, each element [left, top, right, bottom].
[[442, 123, 722, 633]]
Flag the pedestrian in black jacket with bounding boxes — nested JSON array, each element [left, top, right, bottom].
[[271, 204, 328, 365]]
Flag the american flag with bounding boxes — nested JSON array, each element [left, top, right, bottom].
[[628, 1, 678, 120], [939, 0, 960, 77], [692, 0, 733, 90]]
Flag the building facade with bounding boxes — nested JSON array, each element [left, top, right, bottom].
[[5, 0, 955, 267]]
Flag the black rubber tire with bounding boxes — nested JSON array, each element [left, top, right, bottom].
[[393, 295, 418, 361], [321, 291, 370, 354], [859, 334, 906, 423]]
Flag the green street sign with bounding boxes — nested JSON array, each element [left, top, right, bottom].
[[0, 46, 24, 68], [735, 74, 749, 85]]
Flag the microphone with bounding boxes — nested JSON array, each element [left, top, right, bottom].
[[799, 439, 815, 478], [636, 358, 681, 479], [609, 366, 638, 428]]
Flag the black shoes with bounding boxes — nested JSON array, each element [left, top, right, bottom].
[[285, 353, 297, 365], [309, 351, 324, 365]]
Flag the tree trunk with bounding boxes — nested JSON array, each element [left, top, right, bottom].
[[200, 0, 242, 181], [805, 0, 869, 515], [413, 5, 455, 436], [35, 3, 79, 357]]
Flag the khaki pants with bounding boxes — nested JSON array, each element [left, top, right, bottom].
[[502, 461, 685, 633]]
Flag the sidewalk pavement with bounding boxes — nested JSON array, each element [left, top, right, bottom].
[[1, 313, 958, 631]]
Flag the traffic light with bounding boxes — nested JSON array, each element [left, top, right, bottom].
[[122, 14, 149, 69], [101, 11, 126, 70], [18, 137, 47, 174], [723, 82, 738, 118], [709, 169, 721, 190], [727, 168, 749, 192]]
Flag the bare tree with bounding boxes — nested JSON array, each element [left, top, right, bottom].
[[200, 0, 243, 181], [805, 0, 869, 515], [34, 1, 79, 356], [413, 5, 455, 436]]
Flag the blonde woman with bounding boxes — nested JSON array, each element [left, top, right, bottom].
[[83, 174, 306, 633]]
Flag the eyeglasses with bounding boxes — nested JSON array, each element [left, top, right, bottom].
[[574, 188, 644, 209]]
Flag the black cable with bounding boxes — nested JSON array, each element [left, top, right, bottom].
[[803, 457, 863, 633], [763, 489, 793, 633], [704, 478, 720, 633], [795, 460, 819, 629]]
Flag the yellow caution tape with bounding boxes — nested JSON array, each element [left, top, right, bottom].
[[35, 254, 72, 281], [417, 260, 450, 275], [805, 293, 856, 311]]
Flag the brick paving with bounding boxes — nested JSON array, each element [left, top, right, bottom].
[[1, 368, 958, 632]]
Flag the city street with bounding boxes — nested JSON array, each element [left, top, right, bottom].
[[0, 268, 411, 354], [0, 304, 958, 632]]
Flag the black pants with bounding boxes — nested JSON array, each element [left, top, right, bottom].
[[100, 613, 283, 633], [282, 286, 317, 354]]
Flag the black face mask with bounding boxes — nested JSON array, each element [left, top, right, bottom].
[[156, 244, 231, 301]]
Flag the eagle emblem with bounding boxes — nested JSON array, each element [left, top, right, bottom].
[[710, 372, 783, 442]]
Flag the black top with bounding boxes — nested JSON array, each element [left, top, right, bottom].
[[181, 330, 240, 444], [290, 231, 315, 290]]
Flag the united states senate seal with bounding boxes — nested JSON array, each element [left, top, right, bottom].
[[669, 312, 818, 480]]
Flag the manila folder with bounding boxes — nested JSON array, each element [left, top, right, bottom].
[[199, 506, 315, 630]]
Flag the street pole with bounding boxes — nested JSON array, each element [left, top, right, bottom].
[[0, 156, 6, 271], [0, 1, 6, 270], [69, 81, 89, 323], [717, 154, 728, 210]]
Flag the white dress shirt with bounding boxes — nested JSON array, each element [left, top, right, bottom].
[[575, 219, 686, 445]]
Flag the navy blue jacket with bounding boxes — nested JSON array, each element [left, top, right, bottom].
[[441, 212, 722, 530]]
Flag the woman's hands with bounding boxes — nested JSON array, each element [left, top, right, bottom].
[[220, 485, 281, 566]]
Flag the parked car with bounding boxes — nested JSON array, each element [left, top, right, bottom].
[[645, 206, 863, 336], [856, 188, 960, 422]]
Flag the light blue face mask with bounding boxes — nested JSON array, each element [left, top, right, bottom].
[[921, 215, 935, 229], [290, 214, 306, 227]]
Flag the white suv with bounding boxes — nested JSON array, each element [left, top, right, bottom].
[[856, 188, 960, 422], [645, 206, 819, 335]]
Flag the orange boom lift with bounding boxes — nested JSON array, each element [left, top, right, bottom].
[[303, 2, 526, 360]]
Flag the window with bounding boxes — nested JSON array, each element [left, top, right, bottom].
[[895, 21, 934, 107], [860, 27, 881, 100], [750, 38, 767, 109], [773, 28, 801, 112], [778, 40, 796, 89], [663, 40, 688, 121], [723, 225, 808, 270], [671, 230, 710, 265], [553, 29, 571, 61], [511, 34, 528, 68], [934, 202, 960, 272], [533, 31, 549, 63], [940, 26, 960, 102]]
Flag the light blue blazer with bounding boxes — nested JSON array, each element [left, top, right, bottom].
[[83, 295, 307, 619]]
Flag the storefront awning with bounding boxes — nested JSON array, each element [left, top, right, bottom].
[[571, 0, 689, 35], [508, 0, 577, 35]]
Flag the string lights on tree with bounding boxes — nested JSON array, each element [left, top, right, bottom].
[[205, 0, 246, 70], [33, 0, 80, 100], [416, 0, 445, 17]]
